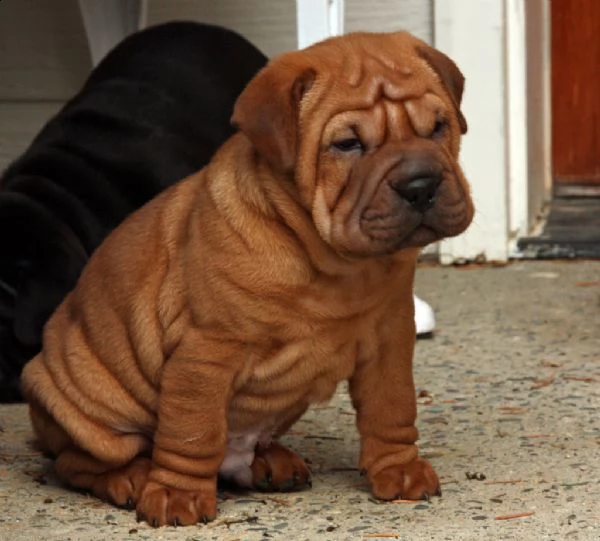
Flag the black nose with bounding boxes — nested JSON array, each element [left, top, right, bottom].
[[394, 176, 441, 213]]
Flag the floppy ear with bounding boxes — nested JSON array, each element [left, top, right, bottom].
[[231, 62, 316, 173], [417, 45, 468, 134]]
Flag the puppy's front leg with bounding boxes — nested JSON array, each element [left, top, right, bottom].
[[349, 313, 440, 501], [137, 349, 236, 527]]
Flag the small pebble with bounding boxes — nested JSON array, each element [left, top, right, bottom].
[[465, 472, 486, 481]]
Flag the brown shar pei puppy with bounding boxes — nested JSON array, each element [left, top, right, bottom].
[[22, 31, 474, 527]]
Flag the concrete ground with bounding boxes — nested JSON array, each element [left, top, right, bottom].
[[1, 260, 599, 541]]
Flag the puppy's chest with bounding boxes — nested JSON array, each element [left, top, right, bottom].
[[234, 278, 389, 401], [234, 319, 364, 414], [226, 266, 398, 426]]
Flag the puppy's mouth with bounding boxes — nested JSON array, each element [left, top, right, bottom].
[[352, 193, 472, 256], [359, 210, 438, 251]]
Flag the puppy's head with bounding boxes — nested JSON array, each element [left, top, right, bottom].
[[232, 32, 474, 256]]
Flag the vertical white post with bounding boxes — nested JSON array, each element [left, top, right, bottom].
[[77, 0, 147, 66], [296, 0, 345, 49], [506, 0, 529, 240], [434, 0, 510, 263]]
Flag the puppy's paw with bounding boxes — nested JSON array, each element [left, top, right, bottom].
[[369, 457, 440, 501], [251, 441, 312, 492], [135, 480, 217, 527], [93, 457, 152, 509]]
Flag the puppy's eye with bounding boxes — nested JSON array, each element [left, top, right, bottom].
[[332, 138, 363, 152], [430, 119, 448, 139]]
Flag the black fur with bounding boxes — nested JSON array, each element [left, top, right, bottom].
[[0, 21, 268, 401]]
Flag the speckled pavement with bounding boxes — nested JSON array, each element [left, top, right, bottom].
[[1, 260, 599, 541]]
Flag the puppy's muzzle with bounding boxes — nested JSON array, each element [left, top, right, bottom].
[[394, 175, 441, 213], [389, 155, 443, 214]]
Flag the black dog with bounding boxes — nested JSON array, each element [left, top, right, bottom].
[[0, 21, 267, 401]]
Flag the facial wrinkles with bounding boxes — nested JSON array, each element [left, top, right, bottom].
[[299, 50, 430, 211], [405, 93, 446, 137], [334, 142, 405, 236], [328, 99, 407, 224], [332, 97, 421, 241], [314, 103, 378, 211], [383, 100, 412, 142], [345, 47, 403, 88], [296, 78, 336, 207], [301, 56, 423, 165], [341, 47, 431, 108]]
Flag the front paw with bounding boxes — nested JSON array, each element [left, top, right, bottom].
[[368, 457, 441, 501], [136, 480, 217, 527]]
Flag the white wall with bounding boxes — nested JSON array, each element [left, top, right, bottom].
[[146, 0, 298, 58], [345, 0, 432, 42], [0, 0, 91, 171]]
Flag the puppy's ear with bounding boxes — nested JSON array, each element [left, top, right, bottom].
[[417, 45, 468, 134], [231, 62, 316, 173]]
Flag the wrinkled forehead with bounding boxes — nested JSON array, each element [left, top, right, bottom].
[[306, 33, 437, 109]]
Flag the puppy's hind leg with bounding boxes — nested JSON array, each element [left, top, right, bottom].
[[250, 441, 312, 492], [55, 448, 151, 509], [29, 399, 151, 509]]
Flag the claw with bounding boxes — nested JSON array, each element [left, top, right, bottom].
[[125, 497, 135, 510], [435, 486, 442, 497], [422, 492, 430, 502], [172, 517, 181, 527], [151, 517, 159, 528], [136, 511, 146, 523], [201, 515, 209, 525]]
